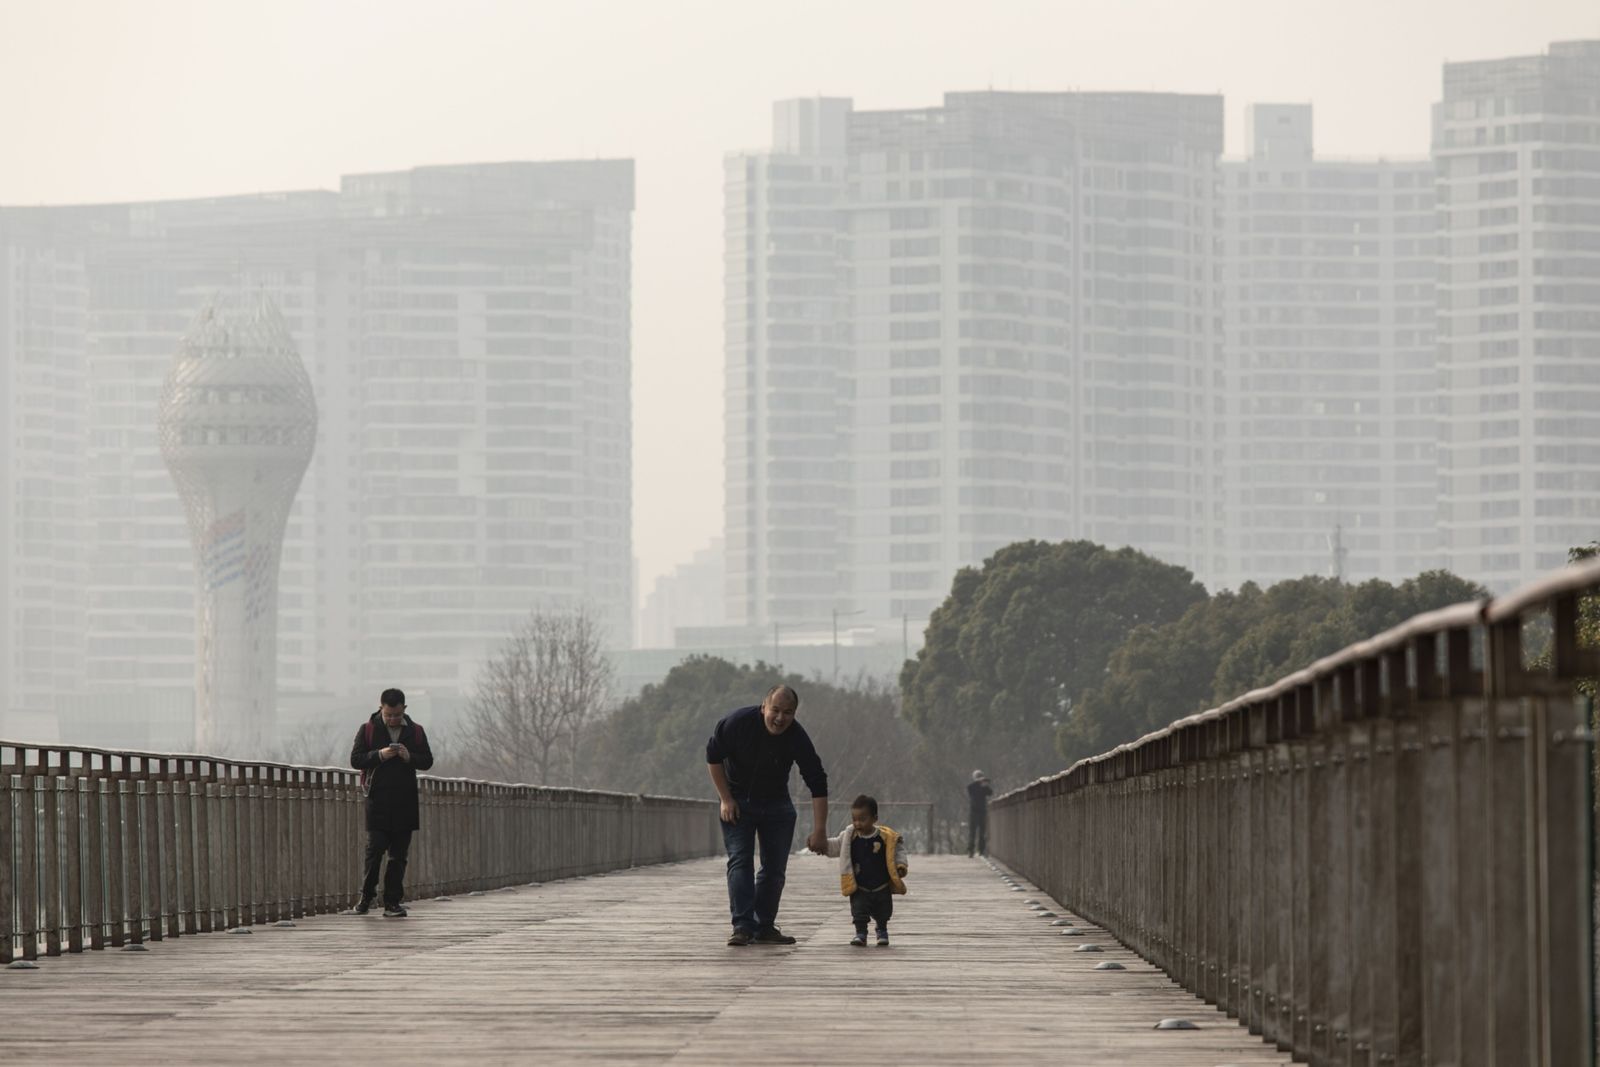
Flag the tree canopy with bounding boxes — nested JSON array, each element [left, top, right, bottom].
[[1065, 569, 1486, 764], [583, 656, 927, 804], [455, 608, 613, 786], [899, 540, 1207, 783]]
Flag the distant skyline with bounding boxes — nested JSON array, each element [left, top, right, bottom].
[[3, 0, 1596, 590]]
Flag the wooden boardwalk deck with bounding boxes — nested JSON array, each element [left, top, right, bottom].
[[1, 854, 1293, 1065]]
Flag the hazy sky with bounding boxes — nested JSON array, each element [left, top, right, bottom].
[[2, 0, 1596, 593]]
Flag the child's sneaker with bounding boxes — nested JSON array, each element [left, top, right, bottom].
[[875, 930, 890, 947], [849, 933, 867, 947]]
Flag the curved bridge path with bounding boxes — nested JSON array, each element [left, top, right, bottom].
[[2, 855, 1290, 1065]]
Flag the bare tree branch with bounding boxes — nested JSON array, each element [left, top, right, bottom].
[[458, 606, 614, 785]]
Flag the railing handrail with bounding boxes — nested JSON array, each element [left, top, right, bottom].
[[997, 554, 1600, 802], [0, 740, 712, 806]]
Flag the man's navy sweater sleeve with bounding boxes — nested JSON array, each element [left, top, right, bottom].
[[704, 706, 748, 765], [790, 723, 828, 798]]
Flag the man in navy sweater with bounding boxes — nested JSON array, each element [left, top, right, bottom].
[[705, 684, 829, 946]]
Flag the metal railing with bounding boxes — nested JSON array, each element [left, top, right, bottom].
[[991, 558, 1600, 1067], [1, 746, 720, 963]]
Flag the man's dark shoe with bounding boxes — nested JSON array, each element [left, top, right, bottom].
[[727, 929, 754, 946], [353, 898, 372, 915], [849, 934, 867, 947], [753, 927, 797, 945], [382, 904, 407, 918]]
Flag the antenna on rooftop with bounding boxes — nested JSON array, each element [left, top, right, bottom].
[[1328, 524, 1349, 583]]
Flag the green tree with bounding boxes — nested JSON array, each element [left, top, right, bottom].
[[1572, 544, 1600, 700], [1208, 576, 1350, 699], [1071, 570, 1486, 766], [1535, 543, 1600, 700], [1213, 570, 1484, 697], [900, 540, 1207, 782], [1061, 583, 1270, 763], [584, 656, 931, 806]]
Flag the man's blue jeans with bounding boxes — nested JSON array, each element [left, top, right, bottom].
[[720, 796, 797, 934]]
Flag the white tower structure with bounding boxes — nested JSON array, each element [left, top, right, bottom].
[[158, 292, 317, 753]]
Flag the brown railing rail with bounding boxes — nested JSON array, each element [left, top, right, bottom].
[[0, 745, 719, 964], [991, 558, 1600, 1067]]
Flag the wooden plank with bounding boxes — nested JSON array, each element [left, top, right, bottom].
[[0, 856, 1292, 1066]]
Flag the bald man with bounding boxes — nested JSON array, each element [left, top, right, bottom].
[[705, 684, 829, 946]]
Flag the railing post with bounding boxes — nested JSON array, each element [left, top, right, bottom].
[[62, 774, 83, 954], [1245, 703, 1268, 1038], [173, 764, 194, 936], [1265, 698, 1291, 1053], [40, 768, 62, 957], [0, 756, 14, 965], [145, 770, 167, 943], [1485, 617, 1539, 1065], [1536, 630, 1595, 1065]]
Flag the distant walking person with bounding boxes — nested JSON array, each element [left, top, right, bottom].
[[705, 684, 829, 946], [350, 689, 434, 917], [966, 769, 993, 857]]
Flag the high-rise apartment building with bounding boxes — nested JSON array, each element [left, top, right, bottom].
[[726, 92, 1224, 637], [725, 99, 851, 632], [341, 163, 635, 691], [1435, 40, 1600, 589], [1220, 104, 1439, 588], [0, 161, 634, 743], [0, 213, 89, 739], [639, 537, 726, 648]]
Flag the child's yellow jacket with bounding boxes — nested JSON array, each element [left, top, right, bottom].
[[826, 824, 909, 896]]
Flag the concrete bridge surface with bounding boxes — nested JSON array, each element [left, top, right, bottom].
[[2, 854, 1291, 1065]]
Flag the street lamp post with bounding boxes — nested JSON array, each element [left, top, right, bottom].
[[831, 607, 865, 681]]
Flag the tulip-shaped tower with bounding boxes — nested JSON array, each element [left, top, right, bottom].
[[158, 292, 317, 753]]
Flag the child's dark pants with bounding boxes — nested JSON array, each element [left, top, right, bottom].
[[850, 887, 894, 932]]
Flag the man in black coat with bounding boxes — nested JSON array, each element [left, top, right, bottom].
[[350, 688, 434, 917], [967, 769, 993, 857]]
